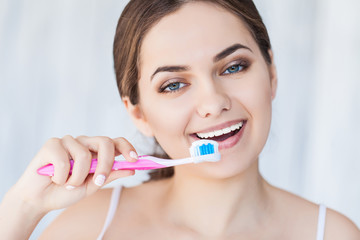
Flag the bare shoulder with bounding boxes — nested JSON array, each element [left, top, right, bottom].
[[39, 188, 113, 240], [40, 180, 170, 239], [266, 183, 359, 239], [325, 208, 360, 240]]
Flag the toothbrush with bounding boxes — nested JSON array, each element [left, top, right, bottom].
[[37, 140, 220, 176]]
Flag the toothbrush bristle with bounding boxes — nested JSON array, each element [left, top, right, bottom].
[[199, 143, 214, 155], [190, 140, 219, 157]]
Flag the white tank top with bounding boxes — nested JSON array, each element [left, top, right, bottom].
[[97, 185, 327, 240]]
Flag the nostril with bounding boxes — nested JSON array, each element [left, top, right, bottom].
[[195, 82, 231, 118], [196, 96, 231, 118]]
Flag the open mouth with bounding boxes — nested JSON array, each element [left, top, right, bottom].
[[193, 121, 245, 142]]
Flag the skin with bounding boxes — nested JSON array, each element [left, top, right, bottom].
[[0, 2, 359, 240]]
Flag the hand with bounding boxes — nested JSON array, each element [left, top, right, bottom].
[[10, 135, 137, 214]]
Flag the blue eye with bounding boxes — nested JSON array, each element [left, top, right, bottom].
[[223, 64, 243, 75], [162, 82, 187, 93], [168, 82, 181, 91]]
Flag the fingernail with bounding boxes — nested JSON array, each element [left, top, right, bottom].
[[94, 174, 106, 186], [129, 151, 138, 160], [66, 185, 76, 190]]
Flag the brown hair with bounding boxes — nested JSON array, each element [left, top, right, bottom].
[[113, 0, 271, 180]]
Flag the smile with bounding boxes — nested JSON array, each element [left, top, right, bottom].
[[196, 121, 243, 140], [191, 120, 246, 150], [192, 120, 246, 148]]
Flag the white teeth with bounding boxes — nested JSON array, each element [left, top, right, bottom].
[[214, 130, 223, 136], [196, 121, 243, 139], [223, 128, 232, 134]]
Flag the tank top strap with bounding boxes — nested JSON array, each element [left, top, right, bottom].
[[316, 204, 327, 240], [96, 185, 123, 240]]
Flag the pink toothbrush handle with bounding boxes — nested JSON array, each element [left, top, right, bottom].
[[37, 156, 167, 176]]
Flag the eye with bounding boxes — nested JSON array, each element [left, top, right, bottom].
[[223, 64, 243, 75], [221, 60, 249, 75], [160, 81, 187, 93]]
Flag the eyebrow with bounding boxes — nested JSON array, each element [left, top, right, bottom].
[[150, 43, 252, 81], [213, 43, 252, 62], [151, 66, 189, 81]]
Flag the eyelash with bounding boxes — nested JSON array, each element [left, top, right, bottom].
[[159, 80, 188, 93], [221, 59, 250, 75], [158, 59, 250, 94]]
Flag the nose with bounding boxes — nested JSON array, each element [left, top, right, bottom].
[[196, 80, 231, 118]]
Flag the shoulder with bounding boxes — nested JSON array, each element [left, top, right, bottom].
[[40, 187, 114, 240], [324, 208, 360, 240], [266, 184, 360, 239]]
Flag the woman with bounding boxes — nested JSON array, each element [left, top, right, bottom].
[[1, 0, 359, 239]]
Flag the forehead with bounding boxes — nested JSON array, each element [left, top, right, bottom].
[[140, 2, 257, 69]]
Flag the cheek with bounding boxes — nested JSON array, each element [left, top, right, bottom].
[[242, 80, 272, 119], [248, 80, 273, 152], [140, 90, 194, 158], [234, 67, 273, 114], [229, 70, 273, 141]]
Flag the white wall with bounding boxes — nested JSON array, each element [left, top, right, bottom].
[[257, 0, 360, 227], [0, 0, 359, 238]]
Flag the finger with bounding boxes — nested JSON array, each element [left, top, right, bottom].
[[82, 169, 135, 195], [61, 135, 92, 188], [105, 170, 135, 184], [41, 138, 71, 185], [76, 136, 115, 187], [113, 137, 138, 162]]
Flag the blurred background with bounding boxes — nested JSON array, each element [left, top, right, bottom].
[[0, 0, 359, 238]]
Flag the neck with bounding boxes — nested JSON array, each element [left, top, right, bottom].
[[164, 160, 270, 237]]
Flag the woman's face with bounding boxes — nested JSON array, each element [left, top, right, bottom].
[[129, 2, 277, 178]]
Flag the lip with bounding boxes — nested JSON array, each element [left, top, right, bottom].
[[217, 121, 246, 150], [192, 119, 245, 134], [189, 119, 247, 150]]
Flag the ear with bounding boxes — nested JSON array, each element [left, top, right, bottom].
[[122, 96, 154, 137], [268, 49, 278, 100]]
